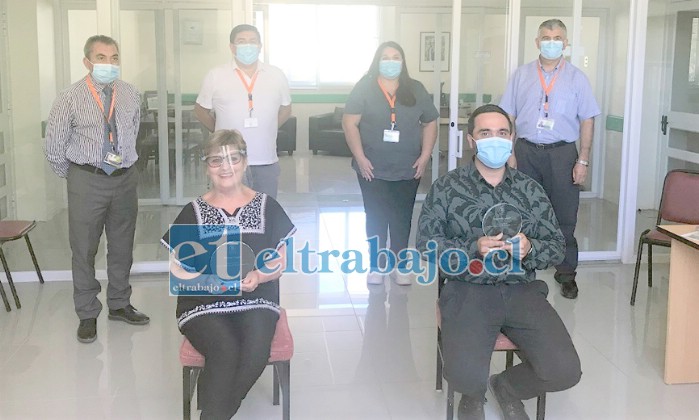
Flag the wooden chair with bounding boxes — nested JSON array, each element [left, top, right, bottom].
[[0, 220, 44, 312], [180, 308, 293, 420], [435, 275, 545, 420], [630, 169, 699, 305]]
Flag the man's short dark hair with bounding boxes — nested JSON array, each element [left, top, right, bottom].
[[538, 19, 567, 37], [229, 24, 261, 44], [84, 35, 119, 59], [467, 104, 513, 136]]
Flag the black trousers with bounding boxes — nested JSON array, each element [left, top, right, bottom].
[[181, 309, 279, 420], [439, 280, 581, 401], [515, 141, 580, 281], [357, 175, 420, 269]]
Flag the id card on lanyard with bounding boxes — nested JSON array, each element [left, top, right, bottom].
[[378, 79, 399, 142], [536, 59, 565, 131], [86, 77, 122, 167], [235, 68, 259, 128]]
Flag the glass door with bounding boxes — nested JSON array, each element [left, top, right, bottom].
[[404, 2, 511, 194], [398, 9, 452, 196], [663, 5, 699, 174], [120, 2, 232, 205], [514, 1, 626, 258], [448, 2, 511, 174]]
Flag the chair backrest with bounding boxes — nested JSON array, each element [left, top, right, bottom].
[[657, 169, 699, 225]]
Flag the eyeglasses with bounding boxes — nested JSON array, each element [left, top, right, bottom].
[[203, 153, 244, 168]]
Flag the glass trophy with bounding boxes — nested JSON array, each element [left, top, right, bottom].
[[482, 203, 522, 241]]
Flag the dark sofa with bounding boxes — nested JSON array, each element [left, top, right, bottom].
[[276, 116, 297, 156], [308, 107, 352, 156]]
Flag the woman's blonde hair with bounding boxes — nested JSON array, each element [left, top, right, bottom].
[[203, 129, 248, 158]]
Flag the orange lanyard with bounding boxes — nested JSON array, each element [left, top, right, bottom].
[[235, 68, 258, 116], [86, 77, 116, 143], [378, 78, 398, 129], [536, 59, 564, 118]]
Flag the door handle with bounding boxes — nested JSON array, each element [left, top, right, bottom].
[[661, 115, 668, 135], [456, 130, 463, 158]]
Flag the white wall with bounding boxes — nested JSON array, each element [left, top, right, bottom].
[[68, 10, 97, 83], [7, 0, 55, 221], [602, 5, 630, 207], [399, 9, 508, 104], [37, 0, 65, 220]]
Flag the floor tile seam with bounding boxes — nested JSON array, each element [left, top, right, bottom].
[[316, 210, 366, 338], [572, 331, 641, 385]]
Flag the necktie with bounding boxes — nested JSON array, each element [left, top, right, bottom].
[[100, 85, 117, 175]]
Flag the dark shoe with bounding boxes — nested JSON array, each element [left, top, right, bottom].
[[77, 318, 97, 343], [560, 280, 579, 299], [457, 394, 485, 420], [488, 374, 529, 420], [108, 305, 150, 325]]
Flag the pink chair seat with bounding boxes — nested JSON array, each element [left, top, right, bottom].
[[0, 221, 35, 241], [494, 333, 518, 351], [643, 228, 671, 244], [179, 308, 293, 367]]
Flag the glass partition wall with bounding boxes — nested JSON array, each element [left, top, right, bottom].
[[510, 0, 628, 257], [31, 0, 634, 274]]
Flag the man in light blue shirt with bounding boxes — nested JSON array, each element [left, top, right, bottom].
[[500, 19, 600, 300]]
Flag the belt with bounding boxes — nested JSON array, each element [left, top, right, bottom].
[[519, 138, 571, 149], [72, 163, 130, 176]]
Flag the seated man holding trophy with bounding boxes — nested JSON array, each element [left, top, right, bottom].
[[416, 104, 581, 420]]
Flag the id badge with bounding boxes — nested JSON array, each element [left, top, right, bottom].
[[536, 118, 555, 130], [104, 152, 123, 168], [383, 129, 400, 143], [244, 117, 259, 128]]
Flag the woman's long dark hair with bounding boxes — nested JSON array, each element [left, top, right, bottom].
[[366, 41, 416, 107]]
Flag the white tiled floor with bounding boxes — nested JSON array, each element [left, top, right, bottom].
[[1, 199, 696, 419], [0, 151, 687, 419]]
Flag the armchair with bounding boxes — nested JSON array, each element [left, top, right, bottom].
[[308, 107, 352, 156], [276, 116, 297, 156]]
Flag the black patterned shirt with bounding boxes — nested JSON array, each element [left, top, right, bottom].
[[161, 193, 296, 330], [416, 162, 564, 284]]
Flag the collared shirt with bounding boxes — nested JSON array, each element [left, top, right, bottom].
[[344, 76, 439, 181], [44, 75, 141, 178], [196, 61, 292, 166], [499, 59, 601, 144], [416, 162, 565, 285]]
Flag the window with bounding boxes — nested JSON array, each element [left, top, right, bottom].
[[264, 4, 379, 88]]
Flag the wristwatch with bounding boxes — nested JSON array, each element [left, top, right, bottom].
[[575, 159, 590, 167]]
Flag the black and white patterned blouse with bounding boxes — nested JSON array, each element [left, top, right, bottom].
[[162, 193, 296, 330]]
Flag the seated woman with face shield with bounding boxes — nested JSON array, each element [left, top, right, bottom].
[[161, 129, 296, 419]]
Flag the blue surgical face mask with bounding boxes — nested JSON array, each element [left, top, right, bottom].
[[235, 44, 260, 65], [539, 40, 564, 60], [379, 60, 402, 79], [475, 137, 512, 169], [91, 62, 120, 84]]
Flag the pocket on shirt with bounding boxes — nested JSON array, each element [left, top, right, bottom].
[[552, 91, 575, 114]]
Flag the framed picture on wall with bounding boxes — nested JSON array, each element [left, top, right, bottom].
[[420, 32, 451, 72]]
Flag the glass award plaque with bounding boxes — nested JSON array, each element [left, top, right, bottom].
[[482, 203, 522, 240]]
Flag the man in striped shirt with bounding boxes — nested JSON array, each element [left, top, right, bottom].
[[45, 35, 149, 344]]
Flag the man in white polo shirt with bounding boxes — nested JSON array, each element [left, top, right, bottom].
[[194, 24, 292, 198]]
